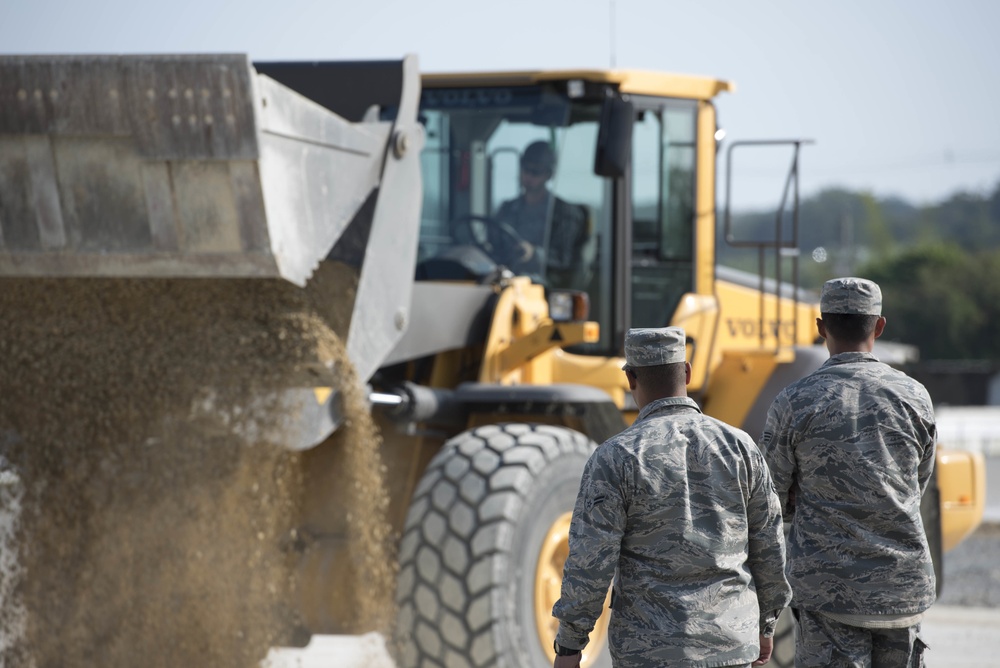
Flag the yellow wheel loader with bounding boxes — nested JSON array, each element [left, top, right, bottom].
[[0, 54, 984, 668]]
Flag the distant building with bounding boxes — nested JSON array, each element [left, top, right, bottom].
[[903, 360, 1000, 408], [900, 360, 1000, 456]]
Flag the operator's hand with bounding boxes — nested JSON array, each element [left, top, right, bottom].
[[752, 634, 773, 666], [554, 653, 582, 668], [518, 239, 535, 261]]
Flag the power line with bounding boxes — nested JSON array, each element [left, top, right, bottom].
[[810, 152, 1000, 177], [727, 151, 1000, 180]]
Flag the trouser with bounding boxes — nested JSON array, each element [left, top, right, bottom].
[[792, 609, 927, 668]]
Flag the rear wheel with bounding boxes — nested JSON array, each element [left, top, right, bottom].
[[393, 423, 612, 668]]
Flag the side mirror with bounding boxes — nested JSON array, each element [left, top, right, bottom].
[[594, 95, 633, 177]]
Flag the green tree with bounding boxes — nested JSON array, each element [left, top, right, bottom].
[[862, 244, 1000, 360], [719, 178, 1000, 361], [860, 193, 894, 263]]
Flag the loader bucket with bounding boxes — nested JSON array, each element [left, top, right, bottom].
[[0, 54, 424, 388], [0, 54, 421, 289]]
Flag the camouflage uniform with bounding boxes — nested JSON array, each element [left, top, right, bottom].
[[494, 140, 591, 288], [494, 193, 589, 277], [793, 609, 928, 667], [553, 327, 791, 667], [758, 277, 937, 667]]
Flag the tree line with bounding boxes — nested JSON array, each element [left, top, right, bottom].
[[720, 180, 1000, 361]]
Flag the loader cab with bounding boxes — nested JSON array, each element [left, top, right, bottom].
[[414, 71, 725, 358]]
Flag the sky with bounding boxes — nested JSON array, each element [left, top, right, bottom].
[[3, 0, 1000, 210]]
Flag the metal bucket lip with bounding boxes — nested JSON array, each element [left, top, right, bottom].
[[0, 54, 397, 287]]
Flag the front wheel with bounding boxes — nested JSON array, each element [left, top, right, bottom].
[[393, 423, 612, 668]]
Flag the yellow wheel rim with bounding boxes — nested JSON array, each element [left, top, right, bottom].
[[534, 511, 611, 666]]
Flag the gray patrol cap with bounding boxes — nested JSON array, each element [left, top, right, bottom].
[[820, 277, 883, 315], [622, 326, 686, 369]]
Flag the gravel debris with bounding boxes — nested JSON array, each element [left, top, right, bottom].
[[0, 262, 395, 667]]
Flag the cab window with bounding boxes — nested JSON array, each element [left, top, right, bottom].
[[630, 101, 697, 328]]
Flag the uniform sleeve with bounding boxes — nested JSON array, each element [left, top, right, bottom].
[[548, 198, 590, 274], [917, 430, 937, 494], [917, 408, 937, 496], [494, 199, 513, 221], [745, 444, 792, 636], [758, 392, 796, 517], [552, 445, 629, 650]]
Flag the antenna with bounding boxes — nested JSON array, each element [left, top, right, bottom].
[[610, 0, 617, 68]]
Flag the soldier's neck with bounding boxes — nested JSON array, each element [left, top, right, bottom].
[[826, 338, 876, 356]]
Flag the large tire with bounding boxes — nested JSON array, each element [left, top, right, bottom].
[[393, 423, 612, 668]]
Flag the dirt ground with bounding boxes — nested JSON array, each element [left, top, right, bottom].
[[0, 262, 395, 668]]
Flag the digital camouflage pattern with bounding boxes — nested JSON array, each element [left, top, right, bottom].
[[819, 277, 882, 315], [553, 396, 791, 667], [759, 351, 937, 615], [792, 609, 928, 667], [494, 193, 589, 272], [622, 326, 686, 368]]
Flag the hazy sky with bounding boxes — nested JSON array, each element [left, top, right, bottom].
[[3, 0, 999, 209]]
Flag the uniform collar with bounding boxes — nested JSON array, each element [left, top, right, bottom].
[[823, 351, 880, 367], [637, 395, 702, 422]]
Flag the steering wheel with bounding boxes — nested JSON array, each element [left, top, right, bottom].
[[450, 214, 534, 268]]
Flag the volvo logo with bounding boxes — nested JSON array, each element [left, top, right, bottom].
[[423, 88, 516, 108], [725, 318, 797, 339]]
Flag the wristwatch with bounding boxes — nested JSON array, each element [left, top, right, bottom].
[[553, 640, 581, 656]]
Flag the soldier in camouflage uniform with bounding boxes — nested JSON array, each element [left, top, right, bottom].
[[759, 277, 937, 667], [552, 327, 791, 668], [493, 140, 591, 288]]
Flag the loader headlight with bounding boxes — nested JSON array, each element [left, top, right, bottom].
[[548, 290, 590, 322]]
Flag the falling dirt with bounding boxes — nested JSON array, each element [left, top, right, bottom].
[[0, 261, 397, 668]]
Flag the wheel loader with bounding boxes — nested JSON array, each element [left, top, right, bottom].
[[0, 54, 985, 668]]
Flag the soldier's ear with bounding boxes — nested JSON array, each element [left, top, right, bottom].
[[873, 316, 887, 339], [624, 367, 638, 391], [815, 317, 827, 340]]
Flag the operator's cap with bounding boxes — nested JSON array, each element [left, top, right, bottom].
[[521, 140, 555, 173], [820, 277, 883, 315], [622, 326, 686, 369]]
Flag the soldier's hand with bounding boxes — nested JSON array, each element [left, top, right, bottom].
[[752, 634, 773, 666], [554, 653, 582, 668]]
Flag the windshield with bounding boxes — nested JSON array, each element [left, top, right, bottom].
[[415, 85, 608, 296], [412, 84, 699, 356]]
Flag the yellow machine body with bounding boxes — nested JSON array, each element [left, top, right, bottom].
[[0, 57, 984, 668]]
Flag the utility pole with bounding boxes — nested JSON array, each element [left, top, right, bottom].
[[836, 212, 855, 276]]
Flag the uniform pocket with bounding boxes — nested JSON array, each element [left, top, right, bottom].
[[911, 634, 928, 668]]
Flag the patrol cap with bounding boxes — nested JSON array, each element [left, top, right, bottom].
[[820, 277, 883, 315], [622, 326, 686, 369], [521, 140, 555, 173]]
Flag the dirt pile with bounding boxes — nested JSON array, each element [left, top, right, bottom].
[[0, 263, 395, 667]]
